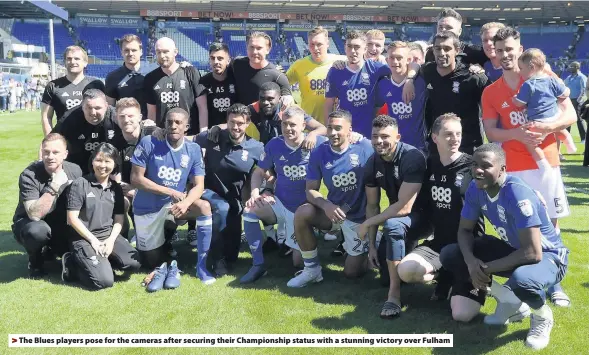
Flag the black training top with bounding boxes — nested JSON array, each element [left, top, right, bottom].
[[67, 174, 125, 241], [105, 64, 148, 117], [42, 76, 105, 121], [196, 70, 238, 128], [119, 126, 156, 183], [425, 42, 488, 67], [231, 57, 291, 105], [13, 161, 82, 223]]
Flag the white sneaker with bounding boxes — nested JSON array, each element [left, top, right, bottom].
[[287, 266, 323, 288], [324, 232, 337, 241], [525, 310, 554, 350], [484, 301, 531, 325], [186, 230, 198, 247]]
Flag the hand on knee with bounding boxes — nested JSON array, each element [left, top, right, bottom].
[[193, 199, 212, 216]]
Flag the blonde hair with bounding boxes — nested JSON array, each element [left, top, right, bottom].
[[63, 45, 88, 62], [115, 97, 141, 113], [308, 26, 328, 39], [247, 31, 272, 49], [519, 48, 546, 68], [388, 41, 409, 50], [366, 29, 385, 40], [480, 22, 506, 36]]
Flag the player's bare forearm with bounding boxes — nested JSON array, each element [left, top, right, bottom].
[[485, 228, 542, 274], [250, 167, 267, 195], [196, 95, 209, 132], [106, 215, 124, 242], [364, 183, 419, 227], [40, 103, 54, 136], [185, 176, 205, 204], [25, 193, 58, 221], [365, 203, 380, 245]]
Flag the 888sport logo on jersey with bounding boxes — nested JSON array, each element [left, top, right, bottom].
[[310, 79, 327, 95]]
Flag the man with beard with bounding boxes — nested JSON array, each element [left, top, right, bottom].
[[51, 89, 126, 174], [324, 31, 390, 138], [131, 108, 214, 285], [480, 22, 506, 83], [418, 31, 490, 154], [144, 37, 202, 134], [192, 104, 264, 276], [376, 41, 428, 152], [482, 26, 576, 308], [105, 34, 148, 118], [440, 143, 569, 350], [12, 133, 82, 277], [196, 42, 237, 129], [287, 110, 374, 288], [396, 113, 485, 319], [41, 46, 105, 135], [240, 106, 329, 283], [354, 115, 428, 319], [286, 26, 346, 124]]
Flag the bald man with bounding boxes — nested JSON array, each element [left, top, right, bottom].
[[143, 37, 202, 134]]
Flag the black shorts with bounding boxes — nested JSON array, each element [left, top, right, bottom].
[[407, 245, 442, 272], [451, 281, 487, 306]]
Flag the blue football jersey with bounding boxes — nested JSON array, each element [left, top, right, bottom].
[[131, 136, 205, 215], [462, 175, 568, 261], [307, 138, 374, 223], [484, 61, 503, 83], [325, 60, 390, 137], [259, 135, 328, 213], [375, 76, 428, 151]]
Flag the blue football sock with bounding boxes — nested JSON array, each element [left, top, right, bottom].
[[301, 249, 320, 269], [196, 214, 214, 281], [243, 213, 265, 266]]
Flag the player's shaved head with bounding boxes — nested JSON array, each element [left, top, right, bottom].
[[155, 37, 178, 69], [156, 37, 176, 50]]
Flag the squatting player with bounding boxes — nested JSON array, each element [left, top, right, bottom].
[[240, 106, 328, 283], [287, 110, 374, 287], [130, 108, 215, 284], [440, 143, 569, 350], [324, 30, 390, 137]]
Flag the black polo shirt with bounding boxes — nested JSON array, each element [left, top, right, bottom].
[[67, 175, 124, 241], [119, 126, 156, 183], [42, 76, 106, 121], [420, 153, 483, 252], [105, 64, 147, 117], [52, 106, 126, 174], [194, 130, 263, 210], [13, 161, 83, 224], [196, 70, 238, 127], [425, 42, 488, 67], [364, 142, 427, 206], [421, 62, 490, 154], [143, 66, 201, 133], [231, 57, 291, 105]]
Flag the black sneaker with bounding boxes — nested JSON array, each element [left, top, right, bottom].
[[278, 242, 292, 258], [61, 252, 73, 282], [331, 242, 346, 257], [213, 258, 229, 277], [262, 237, 279, 253], [28, 262, 46, 279]]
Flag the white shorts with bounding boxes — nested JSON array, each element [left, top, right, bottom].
[[134, 204, 175, 251], [510, 168, 570, 219], [271, 197, 296, 249]]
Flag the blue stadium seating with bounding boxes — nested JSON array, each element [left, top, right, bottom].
[[77, 26, 148, 60], [12, 21, 74, 58]]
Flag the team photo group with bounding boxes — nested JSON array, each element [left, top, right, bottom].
[[14, 8, 578, 350]]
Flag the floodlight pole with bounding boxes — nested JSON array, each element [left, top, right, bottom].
[[49, 18, 56, 79]]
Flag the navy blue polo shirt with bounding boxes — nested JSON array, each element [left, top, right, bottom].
[[67, 175, 125, 241], [364, 142, 427, 205], [194, 130, 263, 209]]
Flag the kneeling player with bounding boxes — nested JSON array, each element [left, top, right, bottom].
[[241, 106, 327, 283], [396, 114, 485, 317], [355, 115, 428, 318], [131, 108, 215, 284], [287, 110, 374, 287]]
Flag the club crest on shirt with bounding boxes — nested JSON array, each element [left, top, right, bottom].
[[517, 199, 533, 217], [180, 154, 189, 168], [455, 173, 464, 187], [229, 84, 235, 94], [180, 80, 186, 90], [497, 205, 506, 223], [360, 72, 370, 86], [134, 146, 143, 158], [452, 81, 460, 93], [241, 150, 249, 161], [349, 154, 360, 167], [325, 81, 330, 92], [107, 130, 114, 140], [301, 149, 310, 161]]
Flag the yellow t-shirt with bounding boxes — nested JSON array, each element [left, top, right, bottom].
[[286, 54, 346, 124]]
